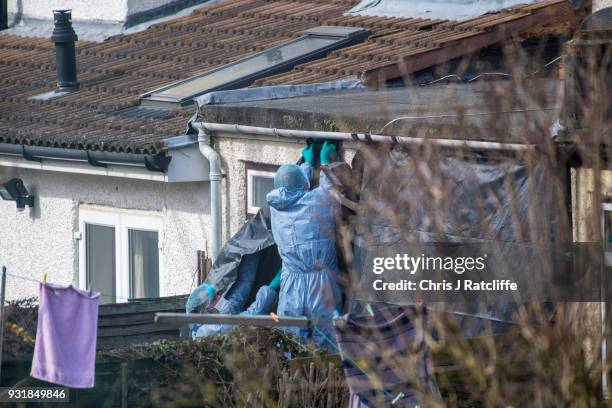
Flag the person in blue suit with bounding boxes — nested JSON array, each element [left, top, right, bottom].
[[192, 271, 282, 339], [266, 141, 343, 349]]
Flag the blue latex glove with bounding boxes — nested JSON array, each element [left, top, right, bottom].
[[269, 267, 282, 290], [320, 141, 336, 165], [185, 283, 216, 313], [302, 144, 315, 166]]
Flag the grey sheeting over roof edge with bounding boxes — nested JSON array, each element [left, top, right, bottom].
[[345, 0, 537, 21], [195, 77, 366, 107], [197, 78, 561, 143]]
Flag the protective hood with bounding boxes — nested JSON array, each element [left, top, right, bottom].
[[266, 187, 306, 210]]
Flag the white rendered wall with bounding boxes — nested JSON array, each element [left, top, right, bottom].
[[0, 134, 357, 300], [215, 132, 357, 240], [593, 0, 612, 11], [0, 167, 210, 301], [6, 0, 181, 23]]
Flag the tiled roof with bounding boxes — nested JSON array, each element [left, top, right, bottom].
[[257, 0, 578, 86], [0, 0, 578, 154]]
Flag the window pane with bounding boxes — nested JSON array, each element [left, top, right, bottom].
[[252, 175, 275, 209], [86, 224, 115, 304], [129, 229, 159, 299]]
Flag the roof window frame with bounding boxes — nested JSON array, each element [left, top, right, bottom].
[[139, 26, 369, 108]]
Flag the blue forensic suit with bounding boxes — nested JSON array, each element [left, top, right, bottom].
[[192, 285, 279, 339], [266, 163, 343, 348]]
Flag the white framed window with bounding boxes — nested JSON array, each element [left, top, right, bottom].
[[78, 206, 163, 304], [246, 165, 277, 216]]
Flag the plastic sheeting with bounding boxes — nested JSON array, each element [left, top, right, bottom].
[[334, 306, 441, 407], [187, 207, 281, 314], [195, 78, 365, 107], [345, 0, 536, 21], [267, 163, 344, 348], [348, 146, 568, 322]]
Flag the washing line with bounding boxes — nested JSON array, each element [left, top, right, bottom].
[[2, 270, 147, 303]]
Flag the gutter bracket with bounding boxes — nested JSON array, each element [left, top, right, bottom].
[[86, 151, 107, 168], [22, 145, 42, 162]]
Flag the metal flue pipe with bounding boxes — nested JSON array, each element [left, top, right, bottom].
[[51, 10, 79, 90], [0, 0, 7, 30]]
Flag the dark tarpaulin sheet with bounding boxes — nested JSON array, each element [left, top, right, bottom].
[[203, 206, 281, 309], [347, 145, 569, 323]]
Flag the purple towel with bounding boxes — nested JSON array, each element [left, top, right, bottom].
[[31, 283, 100, 388]]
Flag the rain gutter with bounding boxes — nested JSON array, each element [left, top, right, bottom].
[[0, 143, 170, 172], [195, 123, 536, 152]]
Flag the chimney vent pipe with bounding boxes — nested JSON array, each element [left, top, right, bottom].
[[51, 10, 79, 90], [0, 0, 8, 31]]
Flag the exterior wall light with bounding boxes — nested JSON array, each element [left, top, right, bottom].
[[0, 178, 35, 210]]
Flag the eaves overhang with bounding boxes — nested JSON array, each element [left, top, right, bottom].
[[0, 143, 172, 182], [0, 143, 170, 171]]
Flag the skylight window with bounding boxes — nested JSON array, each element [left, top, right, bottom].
[[140, 26, 369, 107]]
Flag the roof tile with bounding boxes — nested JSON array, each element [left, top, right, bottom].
[[0, 0, 578, 153]]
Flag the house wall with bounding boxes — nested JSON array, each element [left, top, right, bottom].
[[215, 134, 302, 240], [214, 132, 358, 240], [570, 167, 612, 365], [0, 167, 210, 301], [572, 168, 612, 241], [593, 0, 612, 12], [6, 0, 183, 24]]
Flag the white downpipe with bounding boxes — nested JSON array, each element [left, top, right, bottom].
[[197, 122, 535, 152], [195, 122, 222, 262]]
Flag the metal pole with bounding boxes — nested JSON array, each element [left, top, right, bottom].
[[0, 266, 7, 386], [120, 362, 128, 408], [155, 312, 312, 328]]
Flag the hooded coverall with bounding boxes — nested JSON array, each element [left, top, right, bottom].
[[266, 163, 343, 348]]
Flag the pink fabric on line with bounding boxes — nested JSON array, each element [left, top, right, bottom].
[[30, 283, 100, 388]]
